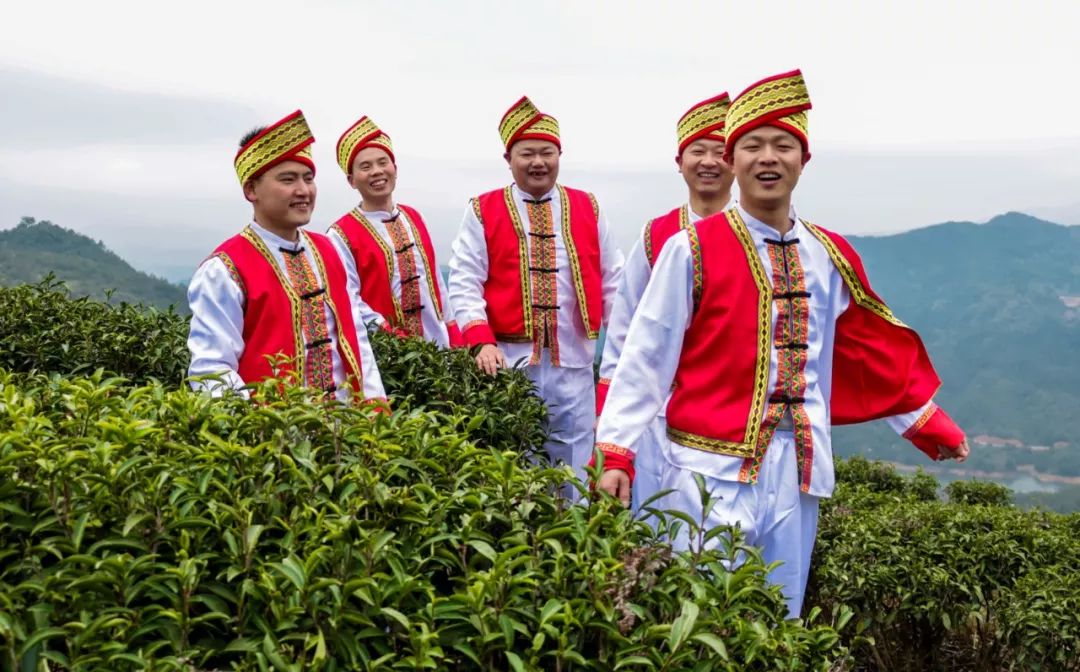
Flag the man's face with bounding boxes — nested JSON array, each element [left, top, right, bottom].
[[731, 126, 804, 208], [505, 139, 560, 197], [347, 146, 397, 204], [244, 160, 317, 230], [677, 138, 734, 199]]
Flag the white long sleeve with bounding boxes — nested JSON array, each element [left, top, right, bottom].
[[596, 230, 694, 452], [186, 256, 248, 396]]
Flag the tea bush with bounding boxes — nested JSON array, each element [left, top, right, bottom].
[[0, 281, 546, 456], [0, 278, 189, 384], [0, 370, 845, 670], [810, 459, 1080, 670]]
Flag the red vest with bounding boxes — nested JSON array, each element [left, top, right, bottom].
[[330, 204, 452, 332], [213, 228, 367, 393], [645, 205, 691, 267], [665, 209, 941, 457], [469, 185, 603, 344]]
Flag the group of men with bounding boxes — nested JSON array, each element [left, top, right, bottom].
[[186, 69, 971, 617]]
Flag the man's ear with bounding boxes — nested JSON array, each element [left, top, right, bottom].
[[242, 178, 258, 203], [503, 152, 511, 166]]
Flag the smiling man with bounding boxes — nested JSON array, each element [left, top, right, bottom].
[[327, 116, 461, 348], [448, 95, 624, 498], [186, 110, 385, 403], [593, 70, 969, 617], [594, 92, 734, 517]]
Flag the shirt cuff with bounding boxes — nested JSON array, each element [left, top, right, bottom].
[[903, 404, 964, 460], [462, 319, 496, 346], [595, 378, 612, 416], [589, 442, 636, 483]]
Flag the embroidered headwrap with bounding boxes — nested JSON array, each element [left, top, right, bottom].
[[499, 96, 561, 151], [336, 116, 395, 173], [676, 92, 731, 156], [723, 69, 812, 163], [234, 110, 315, 185]]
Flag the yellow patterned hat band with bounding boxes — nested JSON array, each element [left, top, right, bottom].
[[234, 110, 316, 185], [499, 96, 561, 151], [724, 69, 812, 162], [677, 92, 731, 155], [336, 116, 395, 173]]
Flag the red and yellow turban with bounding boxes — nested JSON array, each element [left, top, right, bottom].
[[723, 69, 812, 163], [676, 92, 731, 156], [336, 116, 395, 174], [499, 96, 561, 151], [234, 110, 315, 185]]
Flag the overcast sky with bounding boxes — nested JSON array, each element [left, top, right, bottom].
[[2, 0, 1078, 282]]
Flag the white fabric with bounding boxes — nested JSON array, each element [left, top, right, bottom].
[[596, 203, 715, 518], [522, 350, 596, 501], [327, 205, 455, 348], [186, 221, 386, 402], [447, 183, 625, 369], [655, 430, 820, 617], [596, 204, 937, 498]]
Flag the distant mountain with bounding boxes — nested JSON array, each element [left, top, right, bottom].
[[834, 212, 1080, 477], [0, 217, 187, 311]]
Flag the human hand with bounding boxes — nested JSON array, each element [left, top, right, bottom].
[[475, 344, 506, 375], [597, 469, 631, 507]]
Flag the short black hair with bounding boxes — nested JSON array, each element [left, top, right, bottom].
[[239, 126, 267, 149]]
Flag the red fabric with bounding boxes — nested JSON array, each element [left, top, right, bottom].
[[817, 226, 943, 425], [463, 321, 496, 346], [333, 205, 448, 334], [665, 211, 767, 447], [595, 379, 611, 416], [397, 203, 447, 318], [234, 110, 316, 180], [665, 213, 945, 455], [588, 446, 636, 483], [215, 231, 364, 395], [904, 406, 965, 461], [646, 207, 686, 267], [446, 322, 464, 348], [475, 187, 602, 341]]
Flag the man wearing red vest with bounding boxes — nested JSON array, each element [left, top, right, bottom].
[[448, 96, 624, 498], [596, 92, 735, 517], [327, 116, 462, 348], [186, 110, 386, 402], [594, 71, 969, 616]]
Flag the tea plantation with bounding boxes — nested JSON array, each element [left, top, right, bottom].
[[0, 281, 1076, 670]]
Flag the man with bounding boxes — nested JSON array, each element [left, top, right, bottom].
[[327, 116, 461, 348], [595, 92, 734, 516], [448, 95, 624, 497], [594, 70, 969, 616], [187, 110, 385, 403]]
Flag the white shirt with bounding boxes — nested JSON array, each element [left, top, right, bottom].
[[595, 204, 932, 497], [597, 203, 715, 414], [448, 183, 625, 369], [186, 221, 385, 402], [327, 205, 456, 349]]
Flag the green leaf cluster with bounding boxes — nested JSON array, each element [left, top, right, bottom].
[[0, 370, 843, 670], [809, 457, 1080, 670]]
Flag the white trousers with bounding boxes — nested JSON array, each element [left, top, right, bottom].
[[631, 415, 667, 520], [655, 431, 820, 617], [522, 351, 596, 500]]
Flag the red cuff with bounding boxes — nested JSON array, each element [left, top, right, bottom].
[[463, 320, 496, 346], [446, 321, 465, 348], [595, 378, 611, 416], [588, 443, 636, 484], [361, 396, 392, 414], [904, 405, 964, 461]]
